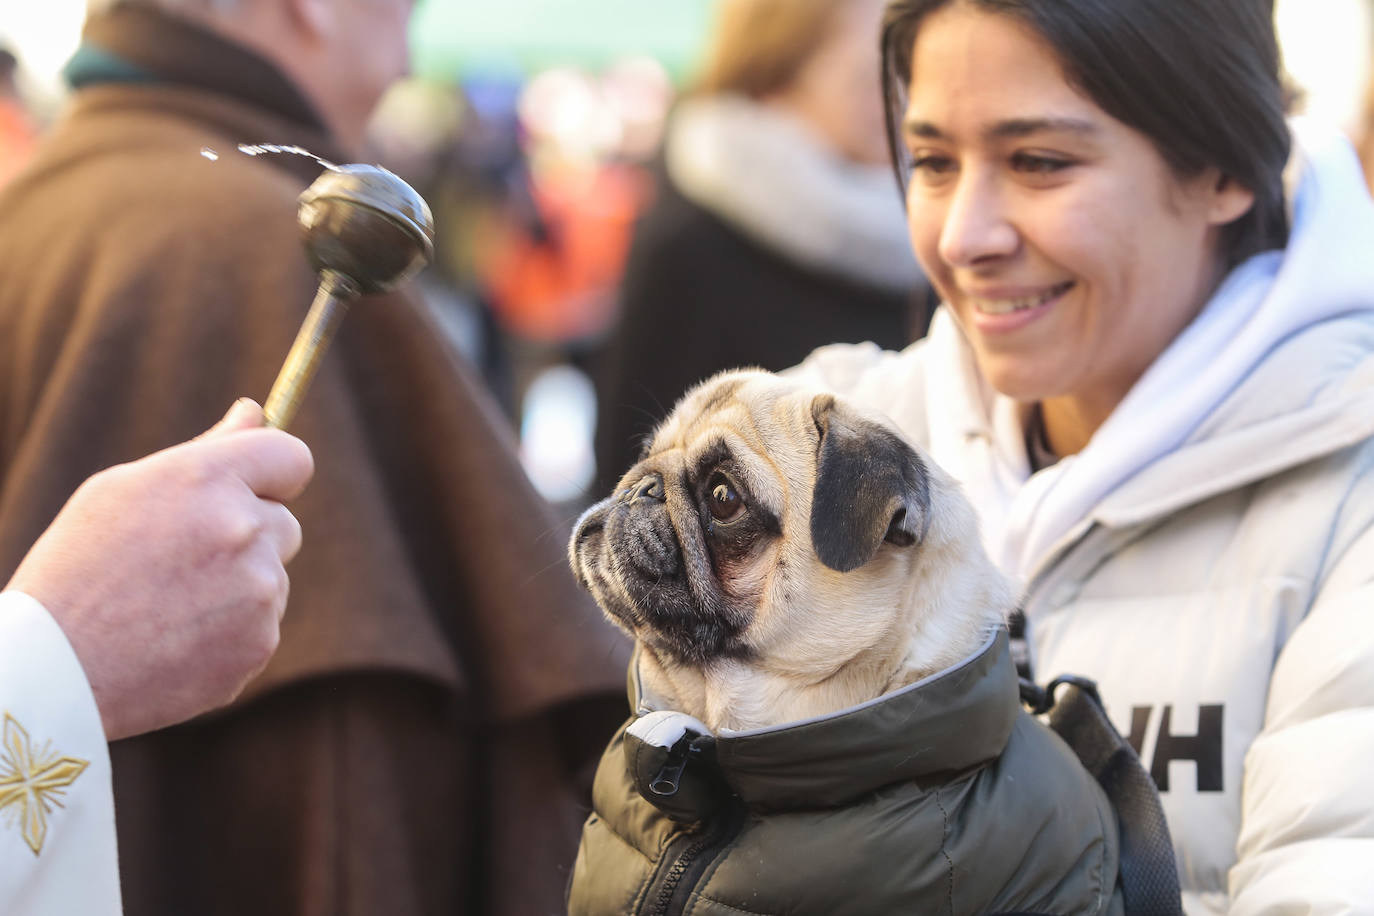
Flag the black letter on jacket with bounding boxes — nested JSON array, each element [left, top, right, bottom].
[[1125, 705, 1224, 793], [1150, 705, 1225, 793]]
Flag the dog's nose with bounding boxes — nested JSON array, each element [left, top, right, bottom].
[[624, 473, 665, 503]]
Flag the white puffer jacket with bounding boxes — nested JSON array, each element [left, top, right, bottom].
[[788, 123, 1374, 914]]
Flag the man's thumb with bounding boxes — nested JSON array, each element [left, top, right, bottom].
[[199, 398, 265, 440]]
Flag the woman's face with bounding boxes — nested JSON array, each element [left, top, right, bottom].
[[901, 4, 1253, 437]]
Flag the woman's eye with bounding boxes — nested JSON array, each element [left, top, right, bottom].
[[1011, 152, 1072, 174], [708, 474, 746, 523], [909, 153, 955, 175]]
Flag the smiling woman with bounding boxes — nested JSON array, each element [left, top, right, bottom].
[[785, 0, 1374, 912], [899, 6, 1260, 455]]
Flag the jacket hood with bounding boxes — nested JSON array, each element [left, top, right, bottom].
[[624, 627, 1017, 815], [664, 93, 923, 291], [923, 120, 1374, 582]]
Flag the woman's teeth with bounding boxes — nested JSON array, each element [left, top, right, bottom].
[[972, 282, 1072, 315]]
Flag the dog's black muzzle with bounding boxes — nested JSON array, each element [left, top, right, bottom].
[[612, 473, 683, 581]]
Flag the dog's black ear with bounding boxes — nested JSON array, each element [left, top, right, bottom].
[[810, 394, 931, 573]]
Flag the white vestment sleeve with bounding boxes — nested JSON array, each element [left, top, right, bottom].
[[0, 590, 121, 915]]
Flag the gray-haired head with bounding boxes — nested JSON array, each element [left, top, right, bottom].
[[82, 0, 412, 155]]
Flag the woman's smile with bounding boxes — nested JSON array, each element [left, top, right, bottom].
[[967, 280, 1071, 318]]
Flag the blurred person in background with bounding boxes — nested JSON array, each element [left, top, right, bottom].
[[366, 77, 529, 412], [592, 0, 930, 496], [0, 0, 628, 913]]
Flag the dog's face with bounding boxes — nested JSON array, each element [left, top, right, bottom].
[[570, 370, 1009, 730]]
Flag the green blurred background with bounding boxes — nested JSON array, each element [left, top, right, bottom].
[[411, 0, 714, 84]]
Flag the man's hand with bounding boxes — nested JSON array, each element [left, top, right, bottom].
[[6, 399, 315, 740]]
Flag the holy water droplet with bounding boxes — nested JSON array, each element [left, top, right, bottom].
[[235, 142, 338, 171]]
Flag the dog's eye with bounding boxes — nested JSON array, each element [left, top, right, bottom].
[[708, 473, 745, 523]]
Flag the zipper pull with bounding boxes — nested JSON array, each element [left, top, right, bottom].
[[649, 735, 694, 796]]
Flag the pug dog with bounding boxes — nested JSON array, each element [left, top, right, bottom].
[[569, 368, 1015, 732]]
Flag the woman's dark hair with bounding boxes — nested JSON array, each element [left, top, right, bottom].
[[879, 0, 1291, 268]]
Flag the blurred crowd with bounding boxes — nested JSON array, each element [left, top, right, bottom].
[[357, 4, 932, 513], [0, 0, 936, 519], [4, 6, 1373, 516]]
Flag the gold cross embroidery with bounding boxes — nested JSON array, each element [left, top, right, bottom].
[[0, 713, 88, 855]]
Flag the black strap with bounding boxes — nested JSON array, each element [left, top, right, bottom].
[[1024, 677, 1183, 916], [1007, 610, 1032, 682]]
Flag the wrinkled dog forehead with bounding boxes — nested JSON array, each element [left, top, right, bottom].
[[644, 370, 817, 489], [650, 370, 815, 445]]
